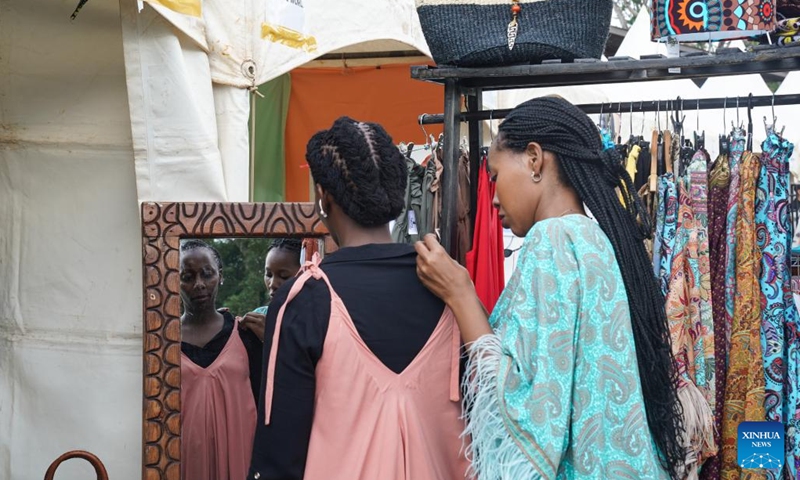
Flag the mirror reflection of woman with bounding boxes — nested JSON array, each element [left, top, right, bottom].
[[248, 117, 469, 480], [240, 238, 304, 341], [179, 240, 263, 480]]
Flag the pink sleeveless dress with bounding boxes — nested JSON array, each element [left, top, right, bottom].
[[263, 255, 469, 480], [181, 321, 257, 480]]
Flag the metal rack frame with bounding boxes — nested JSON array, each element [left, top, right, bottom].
[[410, 45, 800, 255]]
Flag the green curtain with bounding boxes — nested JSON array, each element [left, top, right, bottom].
[[251, 73, 291, 202]]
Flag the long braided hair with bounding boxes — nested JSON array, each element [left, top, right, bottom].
[[497, 96, 685, 478]]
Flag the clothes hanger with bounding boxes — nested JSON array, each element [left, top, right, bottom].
[[720, 97, 731, 156], [747, 93, 754, 151], [764, 93, 786, 139], [418, 115, 432, 151], [693, 99, 706, 153], [664, 100, 673, 174], [405, 142, 415, 159], [650, 101, 660, 192]]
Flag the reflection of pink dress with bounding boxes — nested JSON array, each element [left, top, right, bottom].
[[263, 259, 469, 480], [181, 322, 256, 480]]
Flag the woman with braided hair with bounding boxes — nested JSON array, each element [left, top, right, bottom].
[[238, 238, 304, 342], [416, 96, 687, 479], [248, 117, 468, 480]]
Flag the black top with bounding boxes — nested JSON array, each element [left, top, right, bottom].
[[247, 243, 446, 480], [181, 311, 263, 401]]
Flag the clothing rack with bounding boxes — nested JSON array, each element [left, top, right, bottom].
[[418, 93, 800, 125], [410, 45, 800, 256]]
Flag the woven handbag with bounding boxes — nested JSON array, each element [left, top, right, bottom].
[[779, 0, 800, 17], [416, 0, 613, 67]]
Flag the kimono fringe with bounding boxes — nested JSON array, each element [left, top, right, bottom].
[[462, 334, 540, 480], [676, 379, 717, 479]]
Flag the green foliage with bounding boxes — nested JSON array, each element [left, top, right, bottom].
[[209, 238, 273, 317]]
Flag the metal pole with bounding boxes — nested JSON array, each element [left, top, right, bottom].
[[441, 79, 462, 257], [467, 90, 483, 245], [418, 93, 800, 125]]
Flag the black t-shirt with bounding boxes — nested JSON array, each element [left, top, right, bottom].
[[247, 243, 446, 480], [180, 310, 263, 401]]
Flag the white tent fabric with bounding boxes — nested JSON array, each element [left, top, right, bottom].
[[121, 1, 249, 202], [203, 0, 431, 87], [1, 0, 142, 479], [122, 0, 432, 203]]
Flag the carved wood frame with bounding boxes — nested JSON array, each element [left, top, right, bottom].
[[140, 202, 328, 480]]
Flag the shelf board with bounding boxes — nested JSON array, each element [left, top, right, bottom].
[[410, 44, 800, 91]]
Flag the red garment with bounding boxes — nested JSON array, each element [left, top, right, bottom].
[[465, 158, 505, 313]]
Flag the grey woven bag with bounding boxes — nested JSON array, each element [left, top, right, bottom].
[[416, 0, 613, 67]]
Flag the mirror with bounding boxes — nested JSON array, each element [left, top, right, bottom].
[[178, 236, 312, 480], [141, 202, 330, 480]]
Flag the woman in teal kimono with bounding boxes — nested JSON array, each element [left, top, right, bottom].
[[240, 238, 303, 341], [416, 97, 686, 479]]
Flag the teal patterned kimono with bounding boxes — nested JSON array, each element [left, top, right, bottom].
[[463, 215, 669, 479]]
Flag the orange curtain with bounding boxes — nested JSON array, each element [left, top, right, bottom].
[[284, 64, 444, 201]]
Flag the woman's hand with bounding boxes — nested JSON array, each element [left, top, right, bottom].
[[415, 234, 493, 344], [238, 312, 266, 342], [415, 234, 473, 305]]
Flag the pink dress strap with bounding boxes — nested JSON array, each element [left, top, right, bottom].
[[264, 253, 331, 425]]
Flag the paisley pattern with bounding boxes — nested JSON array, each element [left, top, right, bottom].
[[756, 133, 800, 480], [725, 129, 747, 345], [721, 152, 768, 480], [700, 154, 730, 480], [755, 133, 794, 426], [477, 215, 668, 479], [657, 173, 680, 297], [665, 151, 716, 418]]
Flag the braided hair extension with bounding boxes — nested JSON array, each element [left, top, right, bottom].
[[268, 238, 303, 264], [496, 97, 685, 478], [306, 117, 407, 227], [181, 239, 223, 272]]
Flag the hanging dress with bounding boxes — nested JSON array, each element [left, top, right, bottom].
[[657, 173, 679, 298], [181, 321, 258, 480], [756, 132, 800, 479], [665, 152, 717, 474], [687, 150, 715, 410], [724, 129, 748, 344], [721, 151, 768, 480], [700, 153, 731, 480], [755, 132, 794, 424], [465, 156, 505, 313]]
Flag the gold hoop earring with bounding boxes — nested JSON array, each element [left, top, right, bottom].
[[531, 171, 542, 183], [318, 199, 328, 219]]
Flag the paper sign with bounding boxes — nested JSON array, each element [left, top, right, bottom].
[[262, 0, 317, 51], [408, 210, 419, 236]]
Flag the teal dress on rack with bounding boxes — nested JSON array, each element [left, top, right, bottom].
[[755, 131, 799, 479], [463, 214, 669, 479]]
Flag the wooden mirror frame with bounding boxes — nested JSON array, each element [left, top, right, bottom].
[[140, 202, 329, 480]]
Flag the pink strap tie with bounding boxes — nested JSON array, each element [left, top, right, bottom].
[[264, 253, 323, 425]]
